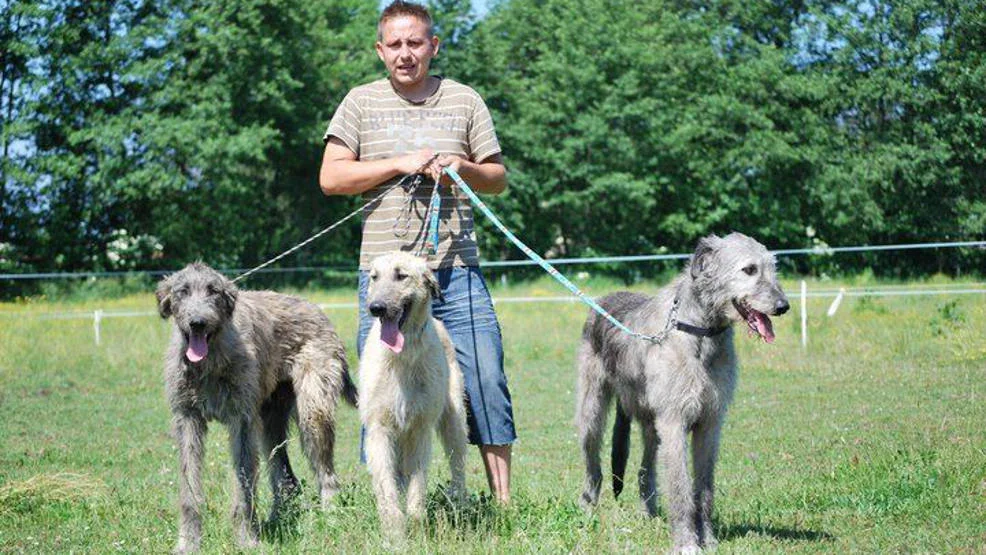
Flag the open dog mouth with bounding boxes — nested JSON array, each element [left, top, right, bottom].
[[184, 330, 211, 363], [732, 299, 775, 343], [378, 301, 411, 354]]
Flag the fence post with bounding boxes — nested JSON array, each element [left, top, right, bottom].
[[827, 287, 846, 317], [93, 309, 103, 346], [800, 281, 807, 349]]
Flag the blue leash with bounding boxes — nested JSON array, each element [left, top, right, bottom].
[[425, 177, 441, 254], [443, 167, 676, 344]]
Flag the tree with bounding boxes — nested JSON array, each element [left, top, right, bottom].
[[456, 0, 817, 271], [0, 0, 42, 272]]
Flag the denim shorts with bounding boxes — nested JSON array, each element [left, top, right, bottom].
[[357, 265, 517, 446]]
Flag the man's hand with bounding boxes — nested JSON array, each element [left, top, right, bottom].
[[431, 154, 466, 185], [395, 149, 439, 176]]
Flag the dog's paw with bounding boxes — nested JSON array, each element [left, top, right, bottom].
[[578, 490, 599, 512], [234, 526, 260, 550], [443, 483, 468, 505], [173, 538, 199, 555]]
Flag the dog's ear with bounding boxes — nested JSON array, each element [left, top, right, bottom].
[[217, 278, 238, 318], [690, 235, 720, 280], [424, 270, 444, 302], [155, 276, 173, 319]]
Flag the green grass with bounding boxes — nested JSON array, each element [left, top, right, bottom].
[[1, 275, 985, 553]]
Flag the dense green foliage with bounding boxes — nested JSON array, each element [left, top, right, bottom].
[[2, 0, 984, 287]]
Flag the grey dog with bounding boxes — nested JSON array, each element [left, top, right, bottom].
[[575, 233, 789, 553], [156, 263, 357, 553]]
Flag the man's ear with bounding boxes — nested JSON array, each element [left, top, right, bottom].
[[155, 276, 173, 319], [431, 35, 441, 56], [690, 235, 720, 280], [375, 41, 385, 63], [424, 270, 444, 303]]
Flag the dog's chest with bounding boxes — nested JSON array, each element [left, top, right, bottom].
[[642, 340, 737, 424], [180, 371, 256, 423], [373, 364, 445, 431]]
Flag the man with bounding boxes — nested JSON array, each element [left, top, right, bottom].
[[319, 0, 514, 504]]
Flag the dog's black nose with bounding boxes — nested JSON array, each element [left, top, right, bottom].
[[775, 299, 790, 315], [368, 302, 387, 317]]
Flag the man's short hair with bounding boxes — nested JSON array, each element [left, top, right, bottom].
[[378, 1, 434, 40]]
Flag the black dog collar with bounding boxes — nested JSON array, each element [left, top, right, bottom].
[[675, 321, 729, 337]]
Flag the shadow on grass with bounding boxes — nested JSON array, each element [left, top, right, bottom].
[[259, 491, 306, 543], [717, 522, 834, 543], [424, 487, 513, 537], [259, 480, 364, 544]]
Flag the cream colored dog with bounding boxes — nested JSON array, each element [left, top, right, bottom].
[[359, 252, 468, 537]]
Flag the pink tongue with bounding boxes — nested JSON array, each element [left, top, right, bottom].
[[186, 333, 209, 362], [753, 312, 775, 343], [379, 318, 404, 354]]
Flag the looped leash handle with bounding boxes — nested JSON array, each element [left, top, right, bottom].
[[443, 167, 671, 344]]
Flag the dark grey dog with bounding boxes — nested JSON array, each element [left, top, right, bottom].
[[156, 262, 357, 553], [575, 233, 789, 554]]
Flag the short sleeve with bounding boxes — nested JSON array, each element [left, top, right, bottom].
[[468, 94, 501, 163], [322, 90, 362, 155]]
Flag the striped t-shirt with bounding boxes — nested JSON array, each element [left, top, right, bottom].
[[323, 77, 502, 270]]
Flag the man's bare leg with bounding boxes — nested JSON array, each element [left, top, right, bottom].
[[480, 444, 511, 504]]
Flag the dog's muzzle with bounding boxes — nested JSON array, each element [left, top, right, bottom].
[[732, 299, 779, 343], [184, 320, 211, 363], [369, 299, 411, 354]]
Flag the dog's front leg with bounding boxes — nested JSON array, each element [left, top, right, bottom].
[[173, 412, 207, 554], [438, 390, 468, 503], [228, 416, 260, 548], [366, 425, 405, 539], [691, 417, 723, 549], [403, 427, 433, 524], [657, 419, 700, 554], [638, 421, 660, 517]]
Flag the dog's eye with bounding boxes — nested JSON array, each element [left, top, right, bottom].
[[395, 272, 408, 281], [206, 285, 217, 296], [742, 265, 758, 276], [175, 286, 189, 297], [369, 272, 378, 281]]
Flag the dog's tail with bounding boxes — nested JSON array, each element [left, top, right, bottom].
[[340, 360, 359, 408], [611, 402, 631, 499]]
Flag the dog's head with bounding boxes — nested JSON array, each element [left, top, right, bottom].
[[366, 252, 442, 354], [688, 232, 789, 342], [156, 262, 238, 363]]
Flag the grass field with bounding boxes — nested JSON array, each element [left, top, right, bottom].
[[1, 274, 985, 553]]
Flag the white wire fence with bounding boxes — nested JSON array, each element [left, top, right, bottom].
[[2, 282, 984, 348], [2, 240, 985, 280], [1, 240, 984, 347]]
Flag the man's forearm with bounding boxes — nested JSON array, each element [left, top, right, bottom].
[[447, 158, 507, 195], [319, 158, 404, 196]]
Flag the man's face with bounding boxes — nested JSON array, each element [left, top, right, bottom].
[[376, 15, 440, 90]]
